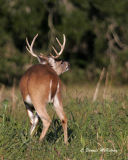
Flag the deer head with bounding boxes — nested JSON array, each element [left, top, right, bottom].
[[26, 34, 69, 75]]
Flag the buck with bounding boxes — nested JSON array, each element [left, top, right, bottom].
[[20, 34, 69, 144]]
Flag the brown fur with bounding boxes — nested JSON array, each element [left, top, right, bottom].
[[20, 64, 59, 103]]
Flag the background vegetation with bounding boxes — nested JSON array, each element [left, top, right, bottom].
[[1, 0, 128, 85]]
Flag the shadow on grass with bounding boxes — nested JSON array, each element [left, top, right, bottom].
[[36, 118, 74, 144]]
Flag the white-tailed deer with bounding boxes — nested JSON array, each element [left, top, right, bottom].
[[20, 34, 69, 144]]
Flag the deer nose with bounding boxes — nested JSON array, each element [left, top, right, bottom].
[[67, 62, 70, 67], [65, 62, 70, 70]]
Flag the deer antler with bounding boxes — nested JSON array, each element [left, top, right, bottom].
[[26, 34, 39, 58], [50, 34, 66, 59]]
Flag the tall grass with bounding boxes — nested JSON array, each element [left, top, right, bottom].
[[0, 85, 127, 160]]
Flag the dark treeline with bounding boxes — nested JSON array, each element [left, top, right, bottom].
[[1, 0, 128, 85]]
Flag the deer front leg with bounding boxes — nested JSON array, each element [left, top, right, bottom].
[[25, 102, 39, 136], [29, 112, 39, 136]]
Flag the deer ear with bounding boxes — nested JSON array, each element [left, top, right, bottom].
[[38, 56, 47, 64]]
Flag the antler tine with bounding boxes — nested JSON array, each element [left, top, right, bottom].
[[26, 34, 39, 58], [56, 37, 62, 47], [50, 34, 66, 59], [52, 46, 60, 56]]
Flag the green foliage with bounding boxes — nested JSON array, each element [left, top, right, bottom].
[[1, 0, 128, 84], [0, 89, 127, 159]]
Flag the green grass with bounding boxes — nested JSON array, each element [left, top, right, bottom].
[[0, 86, 128, 160]]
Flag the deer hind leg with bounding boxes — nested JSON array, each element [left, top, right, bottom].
[[29, 97, 51, 141], [35, 106, 51, 141], [40, 109, 51, 141], [53, 94, 68, 144], [24, 102, 39, 136]]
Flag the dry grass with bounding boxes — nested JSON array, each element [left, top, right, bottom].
[[1, 83, 128, 106]]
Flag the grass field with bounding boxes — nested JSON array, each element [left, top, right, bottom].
[[0, 84, 127, 160]]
